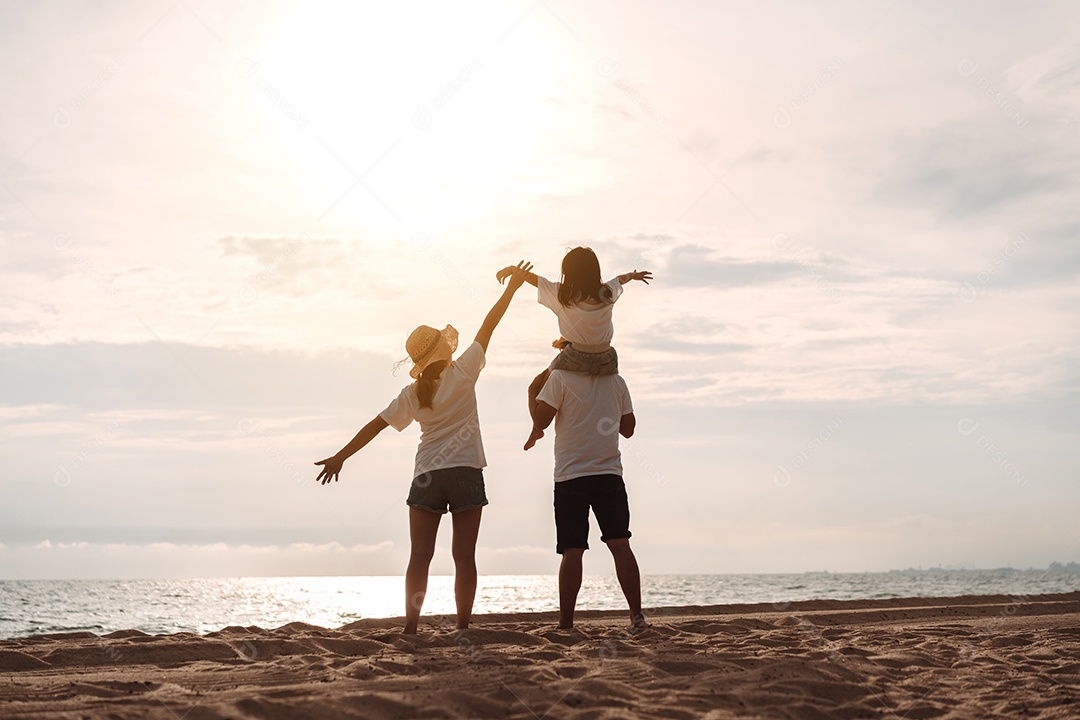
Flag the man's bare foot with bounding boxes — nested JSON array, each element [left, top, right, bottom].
[[403, 623, 418, 635], [523, 426, 544, 451], [557, 623, 574, 630]]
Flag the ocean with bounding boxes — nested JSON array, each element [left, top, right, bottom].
[[2, 569, 1078, 640]]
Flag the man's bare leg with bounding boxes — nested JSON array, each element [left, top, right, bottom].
[[607, 538, 646, 629], [558, 548, 585, 629], [451, 508, 483, 630], [404, 507, 442, 634], [524, 369, 551, 450]]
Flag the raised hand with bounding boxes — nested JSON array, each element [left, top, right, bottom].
[[495, 266, 514, 284], [627, 270, 652, 284], [506, 261, 533, 290], [315, 455, 344, 485]]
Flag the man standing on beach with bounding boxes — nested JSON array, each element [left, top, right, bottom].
[[529, 370, 645, 631]]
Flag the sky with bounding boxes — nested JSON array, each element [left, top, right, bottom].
[[1, 0, 1078, 579]]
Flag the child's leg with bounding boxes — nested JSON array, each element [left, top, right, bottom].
[[528, 368, 551, 423], [524, 368, 551, 450]]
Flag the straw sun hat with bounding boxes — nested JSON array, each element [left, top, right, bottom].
[[403, 324, 459, 379]]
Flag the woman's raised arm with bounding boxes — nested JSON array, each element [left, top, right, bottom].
[[475, 261, 533, 352]]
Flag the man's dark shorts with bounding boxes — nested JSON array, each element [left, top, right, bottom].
[[408, 466, 487, 514], [553, 474, 631, 554]]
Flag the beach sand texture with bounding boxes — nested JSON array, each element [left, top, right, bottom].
[[1, 592, 1078, 719]]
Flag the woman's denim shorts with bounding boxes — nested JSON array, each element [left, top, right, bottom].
[[407, 466, 487, 514]]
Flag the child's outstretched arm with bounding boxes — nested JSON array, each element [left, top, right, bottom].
[[495, 264, 538, 287], [617, 270, 652, 285], [315, 415, 389, 485], [476, 261, 533, 351]]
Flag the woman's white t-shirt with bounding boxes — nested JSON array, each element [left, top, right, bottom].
[[379, 341, 486, 479], [537, 276, 623, 346]]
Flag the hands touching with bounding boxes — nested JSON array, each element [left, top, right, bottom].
[[505, 260, 533, 290], [496, 261, 535, 286]]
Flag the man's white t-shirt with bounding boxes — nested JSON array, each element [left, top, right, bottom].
[[537, 276, 623, 346], [380, 341, 486, 479], [536, 370, 633, 482]]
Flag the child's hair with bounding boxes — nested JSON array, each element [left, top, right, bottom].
[[415, 363, 446, 409], [558, 246, 613, 307]]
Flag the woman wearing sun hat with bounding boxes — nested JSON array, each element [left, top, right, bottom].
[[315, 261, 533, 634]]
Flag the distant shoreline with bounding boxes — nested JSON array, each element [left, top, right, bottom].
[[2, 562, 1079, 582]]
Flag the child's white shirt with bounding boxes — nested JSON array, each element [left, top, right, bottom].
[[536, 277, 623, 346], [380, 341, 486, 479]]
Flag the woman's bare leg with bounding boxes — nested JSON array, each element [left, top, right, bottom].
[[524, 368, 551, 450], [451, 508, 483, 629], [404, 507, 442, 634]]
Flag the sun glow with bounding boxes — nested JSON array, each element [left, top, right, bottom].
[[249, 1, 588, 234]]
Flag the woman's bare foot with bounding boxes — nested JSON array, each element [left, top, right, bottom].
[[627, 612, 649, 635], [523, 426, 544, 451]]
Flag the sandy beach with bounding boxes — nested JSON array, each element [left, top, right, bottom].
[[1, 591, 1077, 719]]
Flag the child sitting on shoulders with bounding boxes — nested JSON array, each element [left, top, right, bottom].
[[496, 246, 651, 450]]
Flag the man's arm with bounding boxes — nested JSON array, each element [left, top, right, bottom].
[[619, 412, 636, 438]]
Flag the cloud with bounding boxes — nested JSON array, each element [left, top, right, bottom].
[[0, 342, 392, 411], [875, 127, 1069, 220], [663, 245, 803, 287], [217, 235, 370, 296], [1005, 41, 1080, 126]]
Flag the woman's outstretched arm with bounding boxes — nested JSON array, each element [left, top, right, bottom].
[[315, 415, 389, 485], [475, 261, 533, 352]]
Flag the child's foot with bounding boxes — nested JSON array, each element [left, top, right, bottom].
[[523, 427, 544, 451]]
